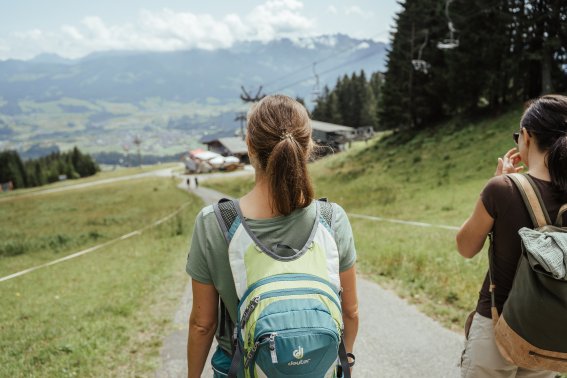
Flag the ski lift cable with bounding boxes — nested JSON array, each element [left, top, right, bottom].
[[445, 0, 456, 32], [437, 1, 503, 32], [416, 29, 429, 60], [437, 1, 504, 50], [437, 0, 459, 49], [264, 3, 503, 94], [271, 49, 384, 94], [452, 1, 503, 21], [263, 29, 390, 89], [411, 29, 431, 74], [263, 1, 500, 91], [311, 62, 321, 96]]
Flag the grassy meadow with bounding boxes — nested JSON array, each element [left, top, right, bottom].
[[0, 163, 182, 202], [203, 106, 525, 330], [0, 176, 199, 377]]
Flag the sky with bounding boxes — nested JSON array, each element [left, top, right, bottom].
[[0, 0, 400, 61]]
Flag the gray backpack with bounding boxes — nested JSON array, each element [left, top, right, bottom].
[[489, 173, 567, 372]]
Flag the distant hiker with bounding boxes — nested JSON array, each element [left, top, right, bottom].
[[186, 95, 358, 377], [457, 95, 567, 378], [186, 178, 191, 188], [194, 177, 199, 188]]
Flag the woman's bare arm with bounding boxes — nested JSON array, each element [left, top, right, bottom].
[[187, 279, 218, 378], [339, 266, 358, 354], [456, 198, 494, 258]]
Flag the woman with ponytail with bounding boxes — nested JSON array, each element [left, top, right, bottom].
[[186, 95, 358, 377], [457, 94, 567, 378]]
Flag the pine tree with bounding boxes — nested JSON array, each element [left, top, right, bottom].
[[0, 151, 26, 189]]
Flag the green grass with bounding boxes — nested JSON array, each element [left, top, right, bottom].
[[0, 177, 199, 376], [203, 108, 524, 330], [0, 174, 188, 277], [0, 163, 181, 202]]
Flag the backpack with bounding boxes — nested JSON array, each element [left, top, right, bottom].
[[212, 198, 355, 378], [488, 173, 567, 372]]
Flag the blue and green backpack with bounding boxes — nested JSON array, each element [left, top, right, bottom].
[[213, 199, 354, 378]]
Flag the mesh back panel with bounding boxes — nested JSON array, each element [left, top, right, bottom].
[[218, 200, 238, 230], [319, 201, 333, 228]]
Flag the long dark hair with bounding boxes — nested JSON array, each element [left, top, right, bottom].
[[521, 94, 567, 192], [246, 95, 314, 215]]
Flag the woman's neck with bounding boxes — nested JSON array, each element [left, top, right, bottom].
[[239, 174, 281, 219], [527, 149, 551, 181]]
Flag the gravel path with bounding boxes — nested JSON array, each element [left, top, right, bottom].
[[156, 177, 465, 378]]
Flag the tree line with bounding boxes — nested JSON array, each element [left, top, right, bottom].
[[313, 0, 567, 131], [0, 147, 99, 189], [311, 71, 383, 129]]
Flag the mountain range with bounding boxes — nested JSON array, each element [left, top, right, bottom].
[[0, 34, 388, 159]]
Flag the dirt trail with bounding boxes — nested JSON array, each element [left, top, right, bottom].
[[156, 178, 464, 378]]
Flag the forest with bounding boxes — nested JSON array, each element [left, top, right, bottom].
[[313, 0, 567, 130], [0, 147, 99, 189]]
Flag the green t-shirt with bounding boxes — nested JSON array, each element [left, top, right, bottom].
[[186, 200, 357, 352]]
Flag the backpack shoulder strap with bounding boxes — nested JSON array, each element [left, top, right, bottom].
[[556, 204, 567, 227], [317, 198, 335, 234], [507, 173, 551, 228], [213, 198, 240, 244], [212, 199, 238, 343]]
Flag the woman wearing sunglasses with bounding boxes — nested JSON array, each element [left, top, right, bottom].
[[456, 94, 567, 378]]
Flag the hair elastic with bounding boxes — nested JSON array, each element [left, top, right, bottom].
[[280, 132, 294, 141]]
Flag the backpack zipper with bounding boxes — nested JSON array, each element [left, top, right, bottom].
[[269, 333, 278, 363], [240, 287, 341, 342], [239, 273, 340, 302], [240, 296, 261, 328], [243, 332, 277, 368], [258, 287, 341, 312], [242, 288, 341, 347], [529, 351, 567, 362], [244, 328, 338, 370]]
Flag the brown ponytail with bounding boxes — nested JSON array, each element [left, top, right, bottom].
[[547, 135, 567, 192], [247, 95, 314, 215], [521, 94, 567, 193]]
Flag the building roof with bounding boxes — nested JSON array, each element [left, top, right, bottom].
[[310, 120, 354, 133], [216, 137, 249, 155]]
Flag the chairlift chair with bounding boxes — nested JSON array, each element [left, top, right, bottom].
[[411, 59, 431, 74], [437, 39, 459, 49], [411, 29, 431, 74], [437, 0, 459, 50], [437, 22, 459, 49]]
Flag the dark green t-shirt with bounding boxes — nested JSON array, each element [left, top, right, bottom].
[[186, 200, 357, 352]]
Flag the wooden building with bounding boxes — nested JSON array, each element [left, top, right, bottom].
[[202, 121, 357, 161], [202, 137, 249, 163], [311, 120, 356, 152]]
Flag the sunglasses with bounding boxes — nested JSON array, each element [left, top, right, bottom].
[[513, 132, 519, 144]]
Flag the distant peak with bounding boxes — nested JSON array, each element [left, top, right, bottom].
[[30, 53, 74, 64]]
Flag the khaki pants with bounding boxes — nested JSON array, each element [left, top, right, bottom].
[[461, 313, 556, 378]]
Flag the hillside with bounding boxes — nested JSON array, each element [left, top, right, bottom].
[[0, 35, 387, 158], [0, 175, 199, 376], [204, 106, 524, 328]]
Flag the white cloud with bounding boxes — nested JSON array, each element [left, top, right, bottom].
[[247, 0, 313, 41], [345, 6, 374, 18], [345, 6, 364, 16], [292, 34, 337, 50], [1, 0, 315, 60], [327, 5, 338, 15]]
